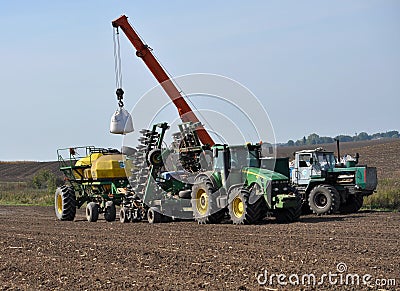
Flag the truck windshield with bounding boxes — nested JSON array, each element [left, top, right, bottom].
[[315, 152, 336, 169]]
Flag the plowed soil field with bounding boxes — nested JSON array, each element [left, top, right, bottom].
[[0, 206, 399, 290]]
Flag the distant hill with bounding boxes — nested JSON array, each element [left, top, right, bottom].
[[0, 161, 60, 182], [0, 139, 399, 182]]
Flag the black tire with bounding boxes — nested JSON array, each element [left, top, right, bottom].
[[104, 201, 116, 222], [147, 148, 163, 167], [301, 202, 313, 215], [228, 187, 265, 225], [191, 178, 225, 224], [274, 188, 302, 223], [54, 186, 76, 221], [86, 202, 99, 222], [308, 185, 340, 215], [339, 194, 363, 214], [147, 207, 162, 224], [120, 207, 130, 223]]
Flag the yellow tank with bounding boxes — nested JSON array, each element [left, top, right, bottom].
[[91, 154, 130, 180], [74, 153, 103, 179]]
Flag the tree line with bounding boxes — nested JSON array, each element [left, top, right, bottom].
[[283, 130, 399, 147]]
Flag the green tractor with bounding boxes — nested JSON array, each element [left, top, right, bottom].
[[191, 143, 302, 224], [290, 147, 378, 215], [55, 147, 131, 222], [120, 122, 302, 225]]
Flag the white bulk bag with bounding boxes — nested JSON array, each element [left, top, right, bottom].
[[110, 107, 134, 134]]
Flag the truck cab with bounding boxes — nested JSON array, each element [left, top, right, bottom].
[[291, 148, 336, 185], [290, 148, 377, 215]]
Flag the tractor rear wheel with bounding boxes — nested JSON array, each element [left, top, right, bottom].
[[104, 201, 116, 222], [191, 178, 225, 224], [339, 194, 364, 214], [54, 186, 76, 221], [147, 207, 162, 224], [308, 185, 340, 215], [86, 202, 99, 222], [228, 187, 265, 225]]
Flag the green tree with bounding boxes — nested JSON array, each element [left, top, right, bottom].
[[31, 169, 61, 193], [287, 140, 295, 146], [307, 133, 320, 145], [335, 135, 353, 142], [354, 132, 370, 141]]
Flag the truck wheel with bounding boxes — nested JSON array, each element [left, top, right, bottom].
[[86, 202, 99, 222], [54, 186, 76, 221], [308, 185, 340, 215], [275, 189, 302, 223], [301, 203, 313, 215], [191, 178, 225, 224], [339, 195, 363, 214], [104, 201, 116, 222], [228, 187, 264, 225], [120, 207, 131, 223], [147, 207, 162, 224]]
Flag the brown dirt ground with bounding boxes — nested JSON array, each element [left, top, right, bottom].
[[0, 206, 399, 290]]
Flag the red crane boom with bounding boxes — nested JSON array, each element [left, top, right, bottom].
[[112, 15, 215, 146]]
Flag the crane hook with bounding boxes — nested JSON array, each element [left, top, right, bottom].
[[116, 88, 124, 107]]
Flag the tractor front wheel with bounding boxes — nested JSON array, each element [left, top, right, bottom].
[[228, 188, 265, 225], [86, 202, 99, 222], [308, 185, 340, 215], [54, 186, 76, 221]]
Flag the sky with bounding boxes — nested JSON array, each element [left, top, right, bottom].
[[0, 0, 399, 161]]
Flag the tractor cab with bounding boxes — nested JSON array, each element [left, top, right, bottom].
[[291, 148, 336, 185], [211, 144, 261, 189]]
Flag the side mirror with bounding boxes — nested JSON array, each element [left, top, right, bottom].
[[309, 158, 314, 165], [213, 147, 218, 158]]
